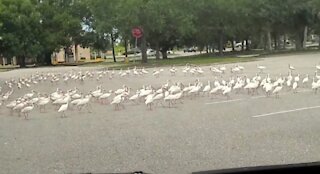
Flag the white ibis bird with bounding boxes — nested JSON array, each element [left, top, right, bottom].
[[233, 81, 244, 93], [152, 91, 165, 106], [288, 64, 295, 71], [257, 65, 266, 73], [272, 84, 283, 98], [196, 67, 204, 75], [129, 90, 140, 104], [237, 65, 245, 71], [202, 81, 211, 96], [99, 90, 113, 104], [170, 66, 177, 76], [71, 92, 82, 99], [286, 79, 292, 87], [152, 70, 160, 78], [312, 77, 320, 94], [111, 95, 125, 110], [164, 93, 175, 107], [24, 90, 35, 99], [292, 81, 298, 93], [222, 85, 232, 99], [21, 103, 34, 120], [294, 74, 300, 82], [114, 85, 126, 95], [145, 94, 155, 110], [13, 102, 26, 116], [141, 67, 149, 74], [264, 82, 273, 97], [219, 66, 226, 74], [188, 83, 202, 98], [302, 74, 309, 86], [6, 100, 17, 114], [76, 94, 92, 112], [210, 85, 222, 98], [315, 71, 320, 80], [38, 96, 50, 112], [58, 102, 68, 118]]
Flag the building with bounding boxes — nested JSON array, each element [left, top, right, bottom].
[[51, 45, 91, 64]]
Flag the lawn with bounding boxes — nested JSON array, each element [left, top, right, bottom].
[[0, 67, 16, 72], [86, 56, 258, 70]]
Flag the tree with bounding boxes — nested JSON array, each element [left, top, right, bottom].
[[0, 0, 41, 67]]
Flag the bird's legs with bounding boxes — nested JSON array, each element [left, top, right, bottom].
[[86, 103, 92, 113], [114, 104, 119, 111], [148, 103, 152, 110], [61, 111, 66, 118], [39, 105, 43, 112], [121, 103, 125, 110], [24, 113, 28, 120]]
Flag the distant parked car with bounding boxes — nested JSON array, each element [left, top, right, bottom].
[[183, 47, 197, 52], [122, 48, 141, 55], [147, 49, 156, 56], [167, 50, 173, 54]]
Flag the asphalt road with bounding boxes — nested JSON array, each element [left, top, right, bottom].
[[1, 52, 320, 174]]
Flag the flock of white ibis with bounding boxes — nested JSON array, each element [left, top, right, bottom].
[[1, 63, 320, 120]]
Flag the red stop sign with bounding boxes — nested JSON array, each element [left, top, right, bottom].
[[132, 27, 143, 38]]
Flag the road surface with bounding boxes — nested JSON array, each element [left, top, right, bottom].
[[0, 52, 320, 174]]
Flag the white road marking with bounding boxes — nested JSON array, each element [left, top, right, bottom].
[[252, 105, 320, 118], [205, 99, 243, 104], [251, 96, 265, 99], [205, 89, 312, 105]]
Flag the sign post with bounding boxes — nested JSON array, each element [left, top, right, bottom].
[[131, 27, 143, 63]]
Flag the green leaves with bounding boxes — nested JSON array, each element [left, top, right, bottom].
[[0, 0, 41, 59], [1, 0, 320, 66]]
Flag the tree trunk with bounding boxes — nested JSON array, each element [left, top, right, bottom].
[[44, 51, 52, 65], [74, 44, 79, 62], [111, 33, 116, 62], [274, 34, 278, 50], [318, 34, 320, 50], [245, 39, 250, 51], [241, 40, 245, 51], [0, 55, 4, 66], [161, 49, 168, 59], [124, 39, 128, 58], [295, 36, 302, 50], [258, 33, 264, 49], [231, 40, 235, 51], [283, 34, 286, 49], [218, 34, 223, 55], [64, 48, 68, 63], [211, 44, 214, 53], [206, 45, 209, 53], [302, 26, 308, 49], [18, 55, 26, 68], [266, 30, 272, 51], [155, 42, 160, 60], [295, 31, 303, 50], [141, 34, 147, 63]]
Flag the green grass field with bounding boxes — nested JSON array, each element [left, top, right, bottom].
[[0, 68, 14, 72], [88, 56, 258, 69]]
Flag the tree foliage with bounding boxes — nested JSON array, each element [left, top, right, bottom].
[[1, 0, 320, 66]]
